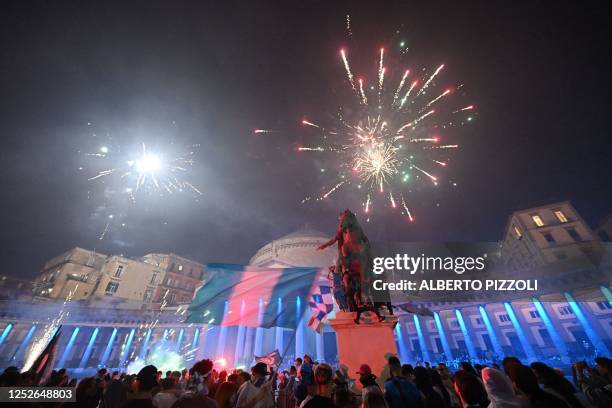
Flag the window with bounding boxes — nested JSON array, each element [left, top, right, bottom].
[[168, 292, 176, 304], [566, 228, 583, 242], [498, 314, 511, 323], [529, 310, 540, 319], [143, 289, 153, 302], [596, 301, 612, 311], [114, 265, 124, 278], [558, 306, 574, 316], [543, 232, 555, 243], [513, 225, 522, 239], [150, 273, 157, 285], [532, 215, 544, 227], [105, 282, 119, 295], [554, 210, 568, 223]]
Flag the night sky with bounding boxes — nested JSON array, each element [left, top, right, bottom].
[[1, 1, 610, 279]]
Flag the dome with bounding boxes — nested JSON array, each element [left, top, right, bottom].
[[249, 228, 337, 268]]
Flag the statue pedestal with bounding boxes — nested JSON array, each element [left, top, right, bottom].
[[328, 311, 399, 389]]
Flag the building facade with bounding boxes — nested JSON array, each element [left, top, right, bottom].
[[501, 201, 602, 271], [142, 253, 205, 306], [1, 202, 610, 374], [33, 247, 107, 301]]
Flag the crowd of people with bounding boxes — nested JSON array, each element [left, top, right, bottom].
[[1, 354, 612, 408]]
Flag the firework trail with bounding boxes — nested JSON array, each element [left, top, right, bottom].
[[340, 49, 357, 93], [22, 284, 79, 371]]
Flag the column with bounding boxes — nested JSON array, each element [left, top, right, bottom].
[[243, 327, 254, 365], [433, 312, 453, 362], [0, 323, 13, 349], [455, 309, 477, 361], [118, 328, 135, 368], [503, 302, 536, 362], [196, 326, 208, 360], [254, 299, 265, 356], [139, 328, 153, 361], [478, 306, 504, 359], [531, 298, 570, 362], [295, 296, 304, 358], [413, 315, 431, 363], [275, 297, 284, 352], [79, 328, 100, 368], [57, 327, 80, 368], [564, 292, 610, 355], [394, 318, 413, 362], [315, 332, 325, 362], [12, 324, 37, 365], [99, 328, 118, 367]]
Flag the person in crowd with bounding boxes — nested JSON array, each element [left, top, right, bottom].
[[357, 364, 381, 400], [334, 387, 356, 408], [215, 379, 238, 408], [69, 376, 102, 408], [153, 378, 178, 408], [572, 360, 612, 408], [384, 356, 422, 408], [237, 371, 251, 388], [459, 363, 479, 379], [166, 371, 172, 379], [302, 363, 335, 408], [235, 362, 274, 408], [480, 367, 524, 408], [453, 370, 489, 408], [501, 357, 521, 376], [280, 366, 297, 408], [363, 391, 389, 408], [401, 364, 415, 380], [171, 359, 217, 408], [294, 357, 313, 405], [530, 362, 583, 408], [594, 357, 612, 384], [122, 365, 159, 408], [429, 367, 453, 408], [103, 375, 128, 408], [414, 366, 445, 408], [507, 364, 570, 408]]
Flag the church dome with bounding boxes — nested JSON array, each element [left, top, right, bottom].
[[249, 228, 336, 268]]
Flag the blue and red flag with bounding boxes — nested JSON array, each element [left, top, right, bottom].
[[186, 263, 322, 329]]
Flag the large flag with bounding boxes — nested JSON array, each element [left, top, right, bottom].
[[307, 283, 334, 333], [187, 263, 322, 329]]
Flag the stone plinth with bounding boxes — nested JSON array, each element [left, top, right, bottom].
[[328, 311, 398, 389]]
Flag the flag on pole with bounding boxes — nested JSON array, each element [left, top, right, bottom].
[[255, 349, 283, 368], [307, 283, 335, 333], [187, 263, 322, 329]]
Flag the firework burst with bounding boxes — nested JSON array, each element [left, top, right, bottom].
[[86, 142, 202, 198], [80, 135, 202, 241], [297, 34, 474, 220]]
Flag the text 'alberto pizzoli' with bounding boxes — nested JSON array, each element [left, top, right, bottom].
[[372, 279, 539, 292]]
